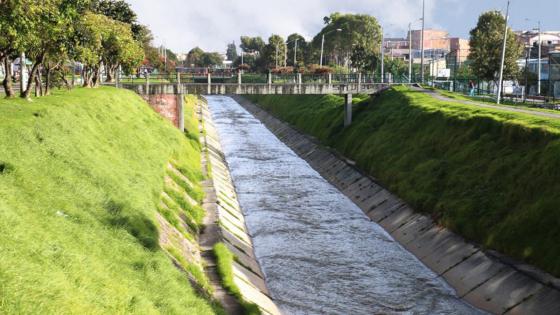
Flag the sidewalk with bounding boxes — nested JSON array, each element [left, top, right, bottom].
[[413, 86, 560, 120]]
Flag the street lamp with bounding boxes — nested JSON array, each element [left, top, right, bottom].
[[496, 0, 511, 104], [420, 0, 426, 83], [320, 28, 342, 67], [535, 22, 542, 95], [380, 24, 394, 83], [285, 37, 303, 68]]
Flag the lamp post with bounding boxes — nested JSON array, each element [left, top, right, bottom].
[[409, 23, 412, 83], [319, 28, 342, 67], [294, 38, 299, 67], [496, 0, 510, 105], [275, 45, 279, 68], [537, 21, 542, 95], [381, 30, 385, 83], [420, 0, 426, 83]]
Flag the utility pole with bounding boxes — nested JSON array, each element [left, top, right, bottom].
[[381, 29, 385, 83], [537, 21, 542, 95], [497, 0, 510, 104], [293, 39, 299, 67], [320, 34, 325, 67], [275, 45, 279, 68], [408, 23, 412, 83], [420, 0, 425, 83]]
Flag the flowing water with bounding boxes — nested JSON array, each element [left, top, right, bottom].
[[206, 96, 484, 315]]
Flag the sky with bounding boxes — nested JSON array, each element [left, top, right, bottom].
[[126, 0, 560, 53]]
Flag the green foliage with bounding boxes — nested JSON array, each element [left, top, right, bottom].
[[240, 36, 266, 53], [0, 87, 217, 314], [351, 44, 377, 72], [247, 87, 560, 277], [469, 11, 523, 81], [213, 243, 261, 315], [226, 42, 238, 61], [314, 12, 382, 67]]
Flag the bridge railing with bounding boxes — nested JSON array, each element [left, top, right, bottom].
[[118, 72, 413, 86]]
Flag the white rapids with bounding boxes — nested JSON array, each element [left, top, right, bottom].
[[206, 96, 485, 315]]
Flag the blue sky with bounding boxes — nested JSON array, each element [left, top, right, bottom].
[[127, 0, 560, 53]]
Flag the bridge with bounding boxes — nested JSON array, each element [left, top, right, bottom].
[[115, 72, 391, 130]]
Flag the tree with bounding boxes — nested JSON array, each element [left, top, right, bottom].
[[186, 47, 204, 67], [286, 33, 308, 67], [240, 36, 265, 54], [313, 13, 382, 68], [18, 0, 85, 98], [226, 42, 238, 61], [261, 35, 286, 69], [75, 13, 109, 87], [91, 0, 137, 24], [201, 52, 223, 67], [469, 11, 523, 82], [351, 45, 377, 72], [0, 0, 31, 97], [102, 19, 144, 81]]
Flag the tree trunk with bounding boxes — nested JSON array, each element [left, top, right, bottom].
[[21, 55, 44, 99], [2, 57, 15, 97], [105, 65, 114, 82], [92, 65, 101, 87], [44, 67, 51, 96], [34, 74, 41, 97], [60, 71, 71, 90]]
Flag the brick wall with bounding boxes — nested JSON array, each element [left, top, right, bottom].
[[142, 94, 180, 128]]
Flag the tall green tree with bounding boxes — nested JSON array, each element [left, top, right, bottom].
[[102, 19, 144, 81], [261, 35, 286, 68], [19, 0, 86, 98], [469, 11, 523, 82], [286, 33, 308, 68], [226, 42, 238, 61], [186, 47, 204, 67], [240, 36, 265, 54], [313, 13, 382, 68], [351, 44, 377, 72], [201, 52, 223, 67], [0, 0, 32, 96]]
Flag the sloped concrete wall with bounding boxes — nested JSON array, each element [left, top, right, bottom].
[[233, 95, 560, 315], [199, 97, 283, 315]]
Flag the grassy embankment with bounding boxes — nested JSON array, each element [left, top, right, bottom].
[[246, 86, 560, 277], [0, 87, 222, 314]]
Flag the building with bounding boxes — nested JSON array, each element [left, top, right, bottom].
[[449, 38, 470, 64], [410, 29, 449, 51]]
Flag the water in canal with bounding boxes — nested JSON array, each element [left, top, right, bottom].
[[206, 96, 484, 315]]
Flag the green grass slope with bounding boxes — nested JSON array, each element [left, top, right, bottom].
[[246, 86, 560, 277], [0, 87, 218, 314]]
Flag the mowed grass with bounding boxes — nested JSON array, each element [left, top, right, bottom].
[[246, 86, 560, 277], [0, 87, 218, 314]]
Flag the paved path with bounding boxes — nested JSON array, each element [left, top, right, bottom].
[[413, 86, 560, 120]]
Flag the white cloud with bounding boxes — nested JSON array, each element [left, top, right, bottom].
[[126, 0, 458, 53]]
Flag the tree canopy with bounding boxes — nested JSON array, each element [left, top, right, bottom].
[[469, 11, 523, 82]]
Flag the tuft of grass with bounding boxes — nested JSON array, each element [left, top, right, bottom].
[[247, 86, 560, 277], [213, 243, 261, 315], [0, 87, 217, 314]]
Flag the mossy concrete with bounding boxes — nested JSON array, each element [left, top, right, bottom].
[[199, 97, 282, 315]]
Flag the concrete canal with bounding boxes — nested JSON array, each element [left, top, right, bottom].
[[206, 96, 484, 315]]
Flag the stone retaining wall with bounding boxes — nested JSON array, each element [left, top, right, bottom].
[[233, 95, 560, 315]]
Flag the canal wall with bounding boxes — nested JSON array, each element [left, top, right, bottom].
[[232, 95, 560, 315], [198, 97, 282, 315]]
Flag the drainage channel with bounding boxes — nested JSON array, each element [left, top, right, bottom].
[[205, 96, 485, 315]]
